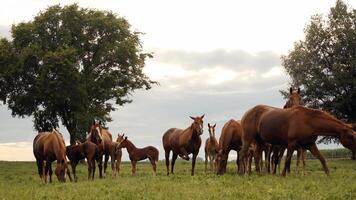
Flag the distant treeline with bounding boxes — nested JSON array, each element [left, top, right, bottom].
[[303, 148, 352, 160]]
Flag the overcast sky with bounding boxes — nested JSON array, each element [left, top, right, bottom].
[[1, 0, 354, 161]]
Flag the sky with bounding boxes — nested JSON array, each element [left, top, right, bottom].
[[0, 0, 354, 161]]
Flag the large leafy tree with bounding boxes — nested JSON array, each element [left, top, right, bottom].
[[0, 4, 155, 144], [281, 0, 356, 158]]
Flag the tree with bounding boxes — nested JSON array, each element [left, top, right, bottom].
[[0, 4, 155, 144], [281, 0, 356, 158]]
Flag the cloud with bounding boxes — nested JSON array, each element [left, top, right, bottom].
[[0, 25, 11, 39]]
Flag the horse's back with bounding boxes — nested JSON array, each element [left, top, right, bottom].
[[33, 132, 64, 160], [162, 128, 182, 149], [219, 119, 242, 151]]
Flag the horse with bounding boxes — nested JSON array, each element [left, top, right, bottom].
[[215, 119, 242, 175], [108, 133, 125, 176], [239, 105, 356, 176], [204, 123, 218, 172], [162, 115, 204, 176], [66, 141, 100, 181], [116, 136, 159, 175], [33, 130, 71, 183], [87, 120, 113, 178], [270, 87, 305, 174]]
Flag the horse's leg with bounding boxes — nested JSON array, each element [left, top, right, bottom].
[[71, 160, 78, 182], [266, 147, 271, 173], [236, 151, 240, 174], [191, 152, 198, 176], [301, 148, 306, 175], [239, 141, 251, 175], [87, 159, 92, 180], [171, 153, 178, 174], [98, 153, 103, 178], [282, 144, 296, 176], [296, 148, 301, 173], [44, 161, 50, 183], [204, 152, 208, 173], [110, 153, 116, 177], [248, 151, 253, 174], [131, 160, 137, 175], [254, 144, 263, 174], [48, 164, 53, 183], [307, 143, 329, 176], [179, 147, 189, 160], [103, 153, 109, 177], [278, 147, 285, 174], [150, 158, 157, 176], [92, 159, 96, 180], [36, 159, 43, 180], [165, 150, 170, 176], [209, 155, 214, 172], [116, 153, 122, 176]]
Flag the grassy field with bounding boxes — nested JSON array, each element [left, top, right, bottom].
[[0, 159, 355, 200]]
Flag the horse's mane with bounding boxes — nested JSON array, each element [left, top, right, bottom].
[[300, 106, 350, 128]]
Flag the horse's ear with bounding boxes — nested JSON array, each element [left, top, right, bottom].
[[208, 123, 211, 128], [213, 123, 216, 128], [289, 87, 293, 94], [124, 136, 127, 140], [297, 87, 301, 94], [92, 120, 96, 125], [190, 116, 195, 120], [99, 120, 102, 125], [201, 114, 205, 119]]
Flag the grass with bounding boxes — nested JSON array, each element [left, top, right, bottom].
[[0, 159, 355, 200]]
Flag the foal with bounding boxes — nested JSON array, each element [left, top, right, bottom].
[[117, 136, 159, 175], [108, 133, 125, 176], [205, 123, 218, 172], [66, 141, 100, 181]]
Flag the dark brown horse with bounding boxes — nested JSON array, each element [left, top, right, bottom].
[[87, 120, 113, 178], [66, 141, 100, 181], [204, 123, 218, 172], [117, 136, 159, 175], [162, 115, 204, 176], [215, 119, 242, 175], [239, 105, 356, 176], [33, 130, 71, 183]]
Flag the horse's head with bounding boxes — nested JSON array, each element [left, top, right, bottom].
[[116, 133, 125, 143], [55, 158, 68, 182], [89, 120, 103, 144], [117, 136, 128, 149], [283, 87, 301, 108], [189, 114, 204, 135], [339, 126, 356, 152], [216, 148, 228, 175], [208, 123, 216, 138]]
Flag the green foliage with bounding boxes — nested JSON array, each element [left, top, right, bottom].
[[281, 0, 356, 144], [0, 4, 155, 143], [0, 160, 355, 199]]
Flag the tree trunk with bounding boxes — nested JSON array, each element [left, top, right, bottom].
[[67, 125, 77, 145], [352, 151, 356, 160]]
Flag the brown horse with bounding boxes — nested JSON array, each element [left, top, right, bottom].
[[239, 105, 356, 176], [162, 115, 204, 176], [215, 119, 242, 175], [66, 141, 100, 181], [33, 130, 71, 183], [117, 136, 159, 175], [108, 133, 125, 176], [204, 123, 218, 172], [87, 120, 113, 178]]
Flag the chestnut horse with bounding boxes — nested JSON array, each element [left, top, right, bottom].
[[87, 120, 113, 178], [215, 119, 242, 175], [33, 130, 71, 183], [239, 105, 356, 176], [108, 133, 125, 176], [204, 123, 218, 172], [66, 141, 100, 181], [117, 136, 159, 175], [162, 115, 204, 176]]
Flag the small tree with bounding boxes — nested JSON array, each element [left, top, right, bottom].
[[0, 4, 155, 144], [281, 0, 356, 152]]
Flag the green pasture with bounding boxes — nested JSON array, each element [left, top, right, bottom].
[[0, 159, 355, 200]]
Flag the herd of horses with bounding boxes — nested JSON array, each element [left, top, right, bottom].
[[32, 88, 356, 183]]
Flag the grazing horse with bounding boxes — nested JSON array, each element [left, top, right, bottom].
[[33, 130, 71, 183], [66, 141, 100, 181], [87, 120, 113, 178], [215, 119, 242, 175], [117, 136, 159, 175], [162, 115, 204, 176], [205, 123, 218, 172], [108, 133, 125, 176], [239, 105, 356, 176]]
